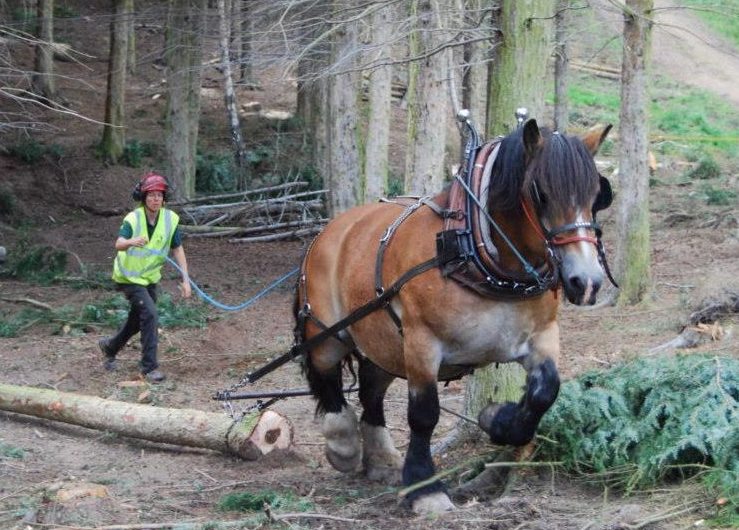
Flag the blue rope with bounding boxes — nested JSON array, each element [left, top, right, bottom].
[[140, 247, 299, 312]]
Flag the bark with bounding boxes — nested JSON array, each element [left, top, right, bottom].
[[165, 0, 206, 200], [462, 0, 489, 134], [615, 0, 653, 305], [295, 3, 330, 192], [32, 0, 55, 100], [218, 0, 247, 188], [327, 0, 361, 215], [405, 0, 451, 195], [239, 0, 253, 83], [126, 0, 136, 75], [363, 2, 394, 202], [0, 383, 293, 460], [553, 0, 569, 131], [486, 0, 554, 135], [101, 0, 131, 164]]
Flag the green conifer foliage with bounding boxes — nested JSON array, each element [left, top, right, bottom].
[[537, 355, 738, 519]]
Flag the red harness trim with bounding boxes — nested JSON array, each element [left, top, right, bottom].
[[520, 199, 598, 246]]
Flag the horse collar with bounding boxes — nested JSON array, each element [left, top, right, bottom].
[[433, 139, 559, 300]]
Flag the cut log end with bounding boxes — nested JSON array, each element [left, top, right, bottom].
[[227, 409, 294, 460]]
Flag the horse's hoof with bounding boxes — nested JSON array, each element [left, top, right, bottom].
[[326, 445, 361, 472], [323, 408, 361, 473], [361, 423, 403, 484], [411, 491, 455, 515], [478, 402, 533, 446], [365, 464, 402, 484], [478, 402, 503, 433]]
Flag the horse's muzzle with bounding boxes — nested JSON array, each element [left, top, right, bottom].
[[562, 270, 602, 305]]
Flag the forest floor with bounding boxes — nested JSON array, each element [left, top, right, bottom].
[[0, 2, 737, 530]]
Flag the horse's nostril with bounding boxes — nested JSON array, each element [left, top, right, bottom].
[[568, 275, 585, 293]]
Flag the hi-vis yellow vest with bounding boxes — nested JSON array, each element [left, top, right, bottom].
[[112, 207, 179, 286]]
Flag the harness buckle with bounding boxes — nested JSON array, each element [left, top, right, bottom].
[[442, 209, 465, 221]]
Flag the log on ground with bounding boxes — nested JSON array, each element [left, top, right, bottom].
[[0, 383, 293, 460]]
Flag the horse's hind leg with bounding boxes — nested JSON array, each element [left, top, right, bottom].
[[305, 342, 361, 472], [358, 357, 403, 483]]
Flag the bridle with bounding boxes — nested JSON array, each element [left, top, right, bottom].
[[520, 197, 600, 248], [520, 194, 618, 288]]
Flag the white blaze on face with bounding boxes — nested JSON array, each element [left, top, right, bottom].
[[575, 209, 598, 303]]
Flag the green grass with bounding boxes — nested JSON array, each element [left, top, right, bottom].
[[0, 442, 25, 459], [0, 293, 209, 338], [561, 73, 739, 160], [681, 0, 739, 48], [217, 489, 314, 513]]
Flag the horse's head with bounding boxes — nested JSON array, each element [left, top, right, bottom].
[[519, 119, 613, 305]]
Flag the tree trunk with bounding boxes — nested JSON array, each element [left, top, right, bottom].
[[462, 0, 489, 133], [615, 0, 653, 305], [295, 3, 330, 191], [165, 0, 205, 200], [239, 0, 253, 83], [405, 0, 451, 195], [33, 0, 55, 100], [486, 0, 554, 135], [218, 0, 246, 188], [327, 0, 361, 215], [101, 0, 130, 164], [553, 0, 569, 131], [364, 2, 394, 202], [0, 383, 293, 460], [126, 0, 136, 75]]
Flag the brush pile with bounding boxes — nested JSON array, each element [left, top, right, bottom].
[[172, 181, 327, 243], [536, 354, 738, 520]]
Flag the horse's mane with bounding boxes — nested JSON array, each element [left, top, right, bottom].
[[489, 126, 600, 216]]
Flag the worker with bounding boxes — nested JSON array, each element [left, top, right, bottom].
[[98, 172, 191, 383]]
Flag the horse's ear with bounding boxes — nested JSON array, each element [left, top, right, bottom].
[[581, 124, 613, 155], [523, 119, 543, 160]]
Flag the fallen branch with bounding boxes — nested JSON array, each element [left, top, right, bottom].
[[169, 181, 309, 206], [228, 226, 322, 243], [0, 296, 53, 311], [271, 512, 362, 523]]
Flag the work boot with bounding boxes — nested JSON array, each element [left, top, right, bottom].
[[98, 338, 117, 371], [144, 369, 166, 383]]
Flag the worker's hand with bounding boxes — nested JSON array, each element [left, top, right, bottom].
[[129, 236, 148, 248], [179, 279, 192, 299]]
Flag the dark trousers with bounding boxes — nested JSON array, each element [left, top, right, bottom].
[[108, 283, 159, 374]]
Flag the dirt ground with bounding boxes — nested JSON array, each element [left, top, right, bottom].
[[1, 3, 738, 529]]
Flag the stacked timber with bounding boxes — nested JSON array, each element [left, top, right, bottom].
[[172, 181, 327, 243]]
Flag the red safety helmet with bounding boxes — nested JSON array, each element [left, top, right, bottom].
[[140, 173, 168, 194]]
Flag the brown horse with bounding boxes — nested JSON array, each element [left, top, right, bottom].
[[295, 119, 613, 514]]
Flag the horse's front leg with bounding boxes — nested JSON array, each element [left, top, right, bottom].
[[402, 336, 455, 514], [478, 326, 561, 447]]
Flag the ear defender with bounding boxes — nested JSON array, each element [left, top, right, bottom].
[[131, 181, 144, 201]]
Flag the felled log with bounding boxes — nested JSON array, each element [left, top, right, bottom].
[[0, 383, 293, 460]]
